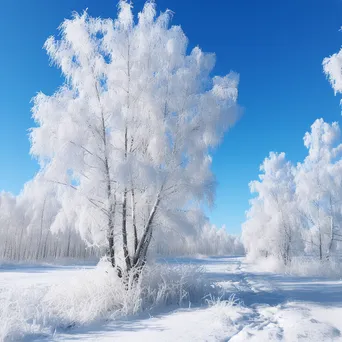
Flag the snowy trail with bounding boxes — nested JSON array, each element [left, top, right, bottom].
[[53, 306, 249, 342], [216, 258, 342, 341], [2, 257, 342, 341]]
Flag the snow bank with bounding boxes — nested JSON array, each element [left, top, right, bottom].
[[0, 259, 216, 341], [284, 257, 342, 278], [248, 255, 342, 278]]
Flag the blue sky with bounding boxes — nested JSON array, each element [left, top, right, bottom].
[[1, 0, 342, 234]]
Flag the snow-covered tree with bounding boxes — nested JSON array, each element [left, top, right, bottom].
[[153, 222, 244, 256], [0, 176, 98, 262], [323, 44, 342, 103], [30, 1, 239, 277], [243, 119, 342, 265], [0, 191, 18, 260], [242, 152, 303, 264], [295, 119, 342, 260]]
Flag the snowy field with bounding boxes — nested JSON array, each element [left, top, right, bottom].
[[1, 256, 342, 341]]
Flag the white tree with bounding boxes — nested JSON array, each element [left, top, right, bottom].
[[242, 152, 302, 264], [243, 119, 342, 265], [30, 1, 239, 277], [153, 221, 244, 256], [295, 119, 342, 260], [0, 191, 17, 260], [323, 44, 342, 103], [0, 175, 98, 263]]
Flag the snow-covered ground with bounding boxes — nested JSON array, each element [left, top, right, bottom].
[[1, 256, 342, 341]]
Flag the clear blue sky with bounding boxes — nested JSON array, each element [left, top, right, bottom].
[[1, 0, 342, 234]]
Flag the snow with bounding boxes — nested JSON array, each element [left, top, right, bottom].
[[53, 305, 250, 342], [1, 256, 342, 341]]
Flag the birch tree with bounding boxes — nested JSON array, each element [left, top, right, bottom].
[[30, 1, 239, 277], [0, 178, 97, 262], [242, 119, 342, 264], [295, 119, 342, 260], [242, 152, 303, 264]]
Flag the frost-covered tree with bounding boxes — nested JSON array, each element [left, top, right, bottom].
[[153, 222, 244, 256], [295, 119, 342, 260], [30, 1, 239, 277], [323, 44, 342, 103], [242, 152, 303, 264], [0, 191, 17, 260], [243, 119, 342, 265], [0, 176, 98, 262]]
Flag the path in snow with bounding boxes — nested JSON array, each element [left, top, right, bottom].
[[1, 257, 342, 341]]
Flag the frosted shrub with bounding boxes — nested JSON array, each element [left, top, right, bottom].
[[248, 255, 342, 278], [284, 256, 342, 278], [0, 259, 216, 341], [43, 259, 211, 324], [140, 263, 210, 308], [204, 294, 251, 333], [0, 285, 51, 341]]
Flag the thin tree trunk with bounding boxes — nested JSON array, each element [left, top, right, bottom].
[[42, 225, 51, 259], [326, 215, 334, 260], [54, 241, 58, 258], [131, 188, 138, 253], [317, 198, 323, 261], [107, 197, 116, 268], [133, 191, 161, 267], [3, 230, 8, 259], [66, 227, 71, 258], [98, 82, 118, 271], [139, 226, 153, 267], [17, 224, 25, 261], [121, 39, 132, 275], [36, 197, 47, 261], [326, 196, 334, 260], [107, 218, 115, 267], [121, 122, 132, 273], [122, 186, 131, 272]]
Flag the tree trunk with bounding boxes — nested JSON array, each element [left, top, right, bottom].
[[17, 224, 25, 261], [326, 215, 334, 260], [107, 199, 116, 268], [3, 232, 8, 259], [43, 228, 51, 259], [94, 77, 118, 272], [66, 227, 71, 258], [131, 188, 138, 253], [133, 191, 161, 268], [122, 187, 132, 272], [36, 197, 47, 261]]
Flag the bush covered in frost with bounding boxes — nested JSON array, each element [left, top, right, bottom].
[[0, 259, 220, 341]]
